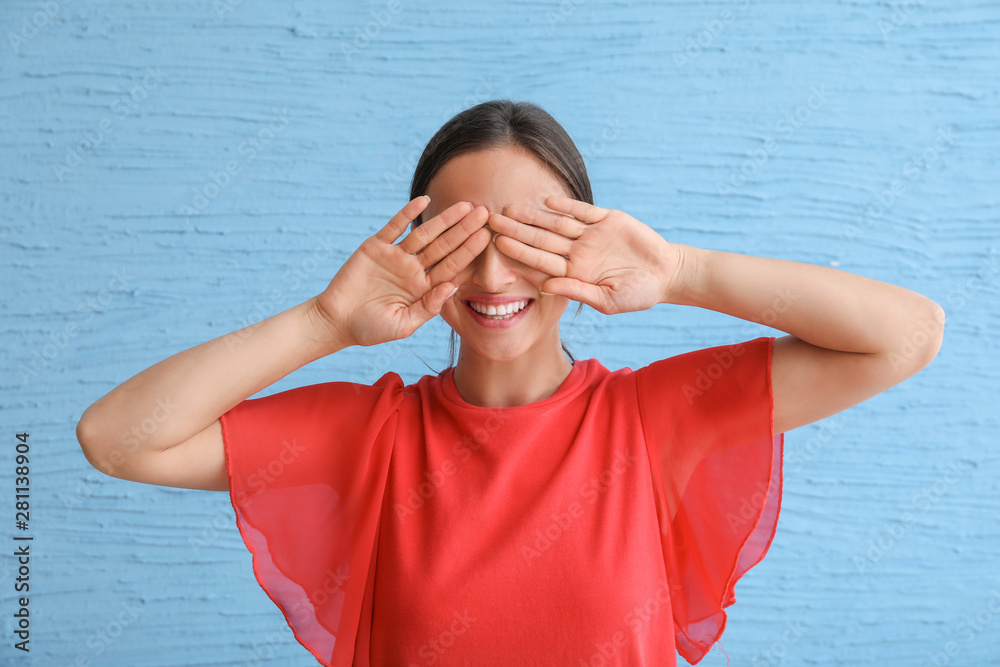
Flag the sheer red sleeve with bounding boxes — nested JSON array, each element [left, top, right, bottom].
[[635, 336, 784, 665], [219, 372, 405, 667]]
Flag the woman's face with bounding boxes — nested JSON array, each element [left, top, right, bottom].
[[419, 145, 574, 362]]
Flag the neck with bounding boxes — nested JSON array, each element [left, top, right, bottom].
[[452, 349, 574, 408]]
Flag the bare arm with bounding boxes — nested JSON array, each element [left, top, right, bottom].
[[75, 296, 347, 488], [665, 244, 945, 434], [483, 195, 944, 436], [75, 197, 490, 490], [484, 196, 944, 436]]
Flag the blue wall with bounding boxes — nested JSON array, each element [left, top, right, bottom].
[[2, 0, 998, 664]]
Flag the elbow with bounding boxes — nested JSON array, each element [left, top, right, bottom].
[[925, 301, 946, 363], [76, 410, 95, 456], [917, 301, 946, 368], [76, 414, 101, 469], [889, 301, 945, 376], [76, 411, 113, 477]]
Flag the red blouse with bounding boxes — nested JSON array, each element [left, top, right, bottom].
[[219, 336, 783, 666]]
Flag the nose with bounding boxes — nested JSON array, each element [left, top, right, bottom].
[[467, 223, 516, 290]]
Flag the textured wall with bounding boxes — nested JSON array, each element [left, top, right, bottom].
[[2, 0, 998, 664]]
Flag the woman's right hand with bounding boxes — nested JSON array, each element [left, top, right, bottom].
[[311, 197, 492, 348]]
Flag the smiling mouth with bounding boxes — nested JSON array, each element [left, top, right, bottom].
[[464, 299, 534, 322]]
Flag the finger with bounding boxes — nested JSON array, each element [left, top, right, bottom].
[[542, 195, 609, 224], [494, 207, 581, 249], [397, 200, 474, 255], [409, 280, 460, 328], [490, 232, 569, 278], [425, 224, 493, 285], [542, 277, 608, 312], [416, 204, 490, 270], [376, 196, 431, 244]]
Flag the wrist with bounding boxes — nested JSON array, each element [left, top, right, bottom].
[[301, 296, 352, 355], [660, 243, 709, 307]]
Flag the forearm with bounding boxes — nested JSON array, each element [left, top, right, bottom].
[[666, 244, 945, 357], [77, 296, 347, 457]]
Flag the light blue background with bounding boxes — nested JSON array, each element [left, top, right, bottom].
[[2, 0, 998, 665]]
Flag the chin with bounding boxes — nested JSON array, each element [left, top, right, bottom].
[[458, 336, 531, 362]]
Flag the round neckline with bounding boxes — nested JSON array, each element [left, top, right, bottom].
[[440, 360, 587, 410]]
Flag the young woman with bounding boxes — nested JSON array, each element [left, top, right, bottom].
[[76, 100, 944, 666]]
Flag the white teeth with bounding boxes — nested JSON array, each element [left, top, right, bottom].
[[469, 300, 528, 316]]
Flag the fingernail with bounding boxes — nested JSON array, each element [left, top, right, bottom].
[[446, 286, 459, 299], [422, 195, 431, 202], [540, 291, 555, 296]]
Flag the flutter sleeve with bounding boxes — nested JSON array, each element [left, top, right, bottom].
[[634, 336, 784, 665], [219, 372, 405, 667]]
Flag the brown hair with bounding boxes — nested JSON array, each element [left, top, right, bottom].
[[409, 99, 591, 372]]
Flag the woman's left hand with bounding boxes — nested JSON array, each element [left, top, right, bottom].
[[488, 195, 687, 315]]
